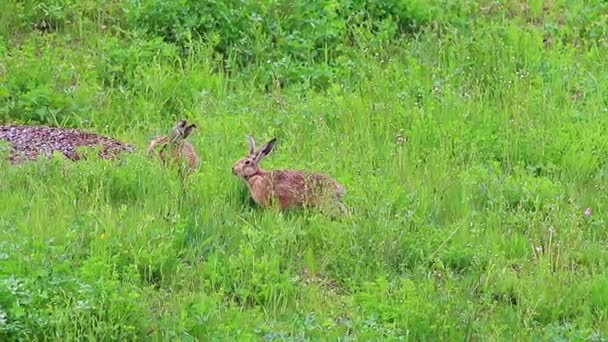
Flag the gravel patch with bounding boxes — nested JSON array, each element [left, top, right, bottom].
[[0, 124, 135, 164]]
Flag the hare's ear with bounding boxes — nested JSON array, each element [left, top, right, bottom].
[[255, 138, 276, 162], [248, 136, 256, 155], [183, 124, 196, 139]]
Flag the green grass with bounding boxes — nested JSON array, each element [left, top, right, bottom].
[[1, 0, 608, 340]]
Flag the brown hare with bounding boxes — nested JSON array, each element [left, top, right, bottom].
[[147, 119, 199, 173], [232, 136, 347, 214]]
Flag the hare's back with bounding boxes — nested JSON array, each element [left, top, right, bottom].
[[146, 136, 169, 155], [270, 170, 339, 192]]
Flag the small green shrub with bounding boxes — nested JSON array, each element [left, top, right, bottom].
[[128, 0, 447, 89], [0, 36, 96, 126]]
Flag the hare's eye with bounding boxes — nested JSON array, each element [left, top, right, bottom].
[[245, 160, 251, 165]]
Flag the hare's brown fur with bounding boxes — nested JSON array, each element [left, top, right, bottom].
[[232, 137, 346, 212], [147, 121, 199, 173]]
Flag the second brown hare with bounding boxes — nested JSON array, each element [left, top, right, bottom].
[[147, 119, 199, 173], [232, 136, 347, 214]]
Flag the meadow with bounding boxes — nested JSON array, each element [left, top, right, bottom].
[[1, 0, 608, 340]]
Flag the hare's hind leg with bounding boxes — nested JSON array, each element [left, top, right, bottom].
[[337, 200, 349, 216], [334, 184, 349, 216], [318, 193, 350, 219]]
